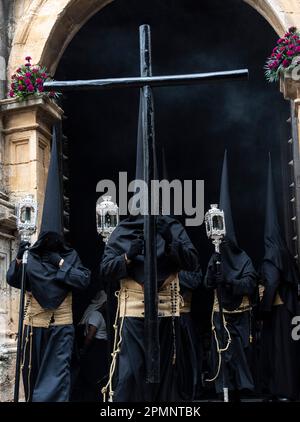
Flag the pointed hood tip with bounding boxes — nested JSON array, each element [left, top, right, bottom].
[[264, 154, 284, 248], [219, 150, 238, 246], [39, 125, 63, 237]]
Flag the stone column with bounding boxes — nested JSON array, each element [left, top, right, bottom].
[[0, 95, 63, 401]]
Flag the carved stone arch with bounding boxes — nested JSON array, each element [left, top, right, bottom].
[[8, 0, 298, 77]]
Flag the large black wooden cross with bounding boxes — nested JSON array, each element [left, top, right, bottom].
[[44, 25, 248, 384]]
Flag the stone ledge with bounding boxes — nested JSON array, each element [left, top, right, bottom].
[[0, 96, 63, 121], [280, 71, 300, 101]]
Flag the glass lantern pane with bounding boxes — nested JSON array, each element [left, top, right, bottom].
[[212, 215, 223, 230], [20, 207, 32, 223]]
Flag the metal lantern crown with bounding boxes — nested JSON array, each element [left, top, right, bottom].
[[205, 204, 226, 253], [96, 195, 119, 243], [17, 195, 38, 241]]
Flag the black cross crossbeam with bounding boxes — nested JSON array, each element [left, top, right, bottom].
[[44, 69, 248, 91]]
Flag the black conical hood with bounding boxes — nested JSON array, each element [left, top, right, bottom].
[[264, 155, 286, 250], [134, 92, 158, 182], [40, 126, 63, 235], [160, 146, 175, 217], [205, 150, 257, 310], [131, 92, 158, 215], [134, 93, 144, 181], [263, 154, 299, 286], [162, 146, 168, 180], [219, 150, 238, 246]]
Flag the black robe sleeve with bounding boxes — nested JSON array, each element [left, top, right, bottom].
[[56, 256, 91, 290], [260, 260, 280, 312], [229, 273, 257, 296], [101, 245, 128, 281], [167, 239, 199, 272], [179, 267, 202, 291], [6, 260, 23, 290]]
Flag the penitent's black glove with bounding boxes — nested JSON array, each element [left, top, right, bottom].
[[17, 241, 30, 260], [156, 217, 173, 245], [43, 252, 62, 267], [127, 238, 144, 260]]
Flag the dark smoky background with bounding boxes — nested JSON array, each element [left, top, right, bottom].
[[56, 0, 289, 298]]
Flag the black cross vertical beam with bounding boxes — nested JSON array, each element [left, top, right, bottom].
[[140, 25, 159, 383]]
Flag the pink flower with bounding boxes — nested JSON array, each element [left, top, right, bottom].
[[25, 63, 31, 67], [280, 46, 286, 51], [292, 35, 299, 40], [25, 72, 31, 77], [41, 72, 47, 78], [273, 47, 278, 53], [18, 85, 24, 91], [36, 78, 42, 84], [25, 78, 31, 85], [32, 68, 39, 74], [38, 85, 44, 92], [27, 84, 34, 92], [277, 37, 285, 44], [276, 53, 283, 59], [296, 46, 300, 53], [25, 56, 32, 62], [287, 50, 294, 56], [9, 90, 14, 97], [18, 76, 24, 81], [282, 59, 291, 68], [288, 44, 295, 49], [16, 68, 21, 73], [49, 91, 55, 98], [10, 83, 15, 89]]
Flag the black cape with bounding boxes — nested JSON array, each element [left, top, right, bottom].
[[102, 215, 199, 286], [259, 156, 300, 400], [7, 231, 91, 309]]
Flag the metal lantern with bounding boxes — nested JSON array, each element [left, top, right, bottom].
[[205, 203, 226, 253], [96, 195, 119, 243], [17, 195, 38, 241]]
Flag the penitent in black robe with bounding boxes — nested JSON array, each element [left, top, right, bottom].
[[101, 216, 199, 402], [205, 242, 258, 395], [260, 261, 300, 400], [177, 267, 202, 401], [259, 156, 300, 400], [7, 231, 90, 402]]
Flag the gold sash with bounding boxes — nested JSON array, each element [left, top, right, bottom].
[[273, 292, 284, 306], [119, 274, 183, 318], [258, 284, 284, 306], [213, 291, 251, 314], [180, 290, 192, 313], [24, 292, 73, 328]]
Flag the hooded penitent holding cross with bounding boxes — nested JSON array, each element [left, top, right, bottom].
[[100, 95, 199, 402]]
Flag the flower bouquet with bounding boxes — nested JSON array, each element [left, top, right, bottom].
[[8, 56, 59, 100], [265, 27, 300, 82]]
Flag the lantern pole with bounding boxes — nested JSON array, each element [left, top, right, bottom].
[[14, 196, 37, 402], [205, 204, 229, 402]]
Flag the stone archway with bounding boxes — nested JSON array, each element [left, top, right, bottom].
[[7, 0, 299, 78]]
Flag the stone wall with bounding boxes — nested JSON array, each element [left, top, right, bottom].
[[0, 0, 299, 402]]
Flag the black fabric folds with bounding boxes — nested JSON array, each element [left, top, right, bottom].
[[261, 155, 300, 314], [102, 216, 199, 286]]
